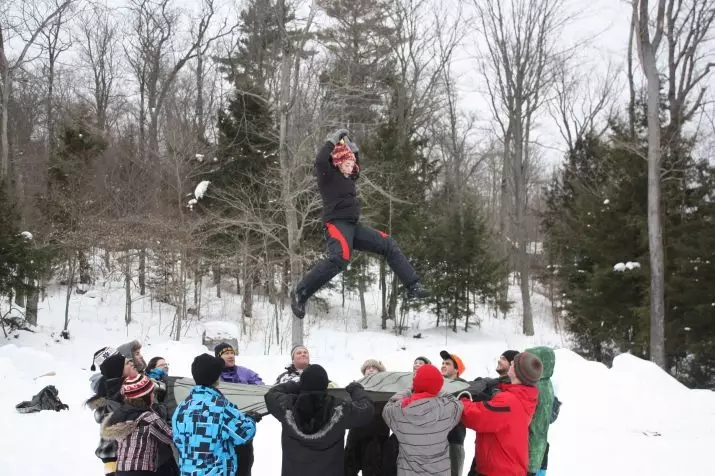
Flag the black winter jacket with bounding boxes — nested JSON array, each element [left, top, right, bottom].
[[315, 141, 361, 222], [265, 381, 374, 476]]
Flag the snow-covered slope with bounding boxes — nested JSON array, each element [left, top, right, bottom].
[[1, 280, 713, 475]]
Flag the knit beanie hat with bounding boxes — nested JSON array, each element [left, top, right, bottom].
[[291, 345, 308, 360], [191, 353, 225, 387], [412, 364, 444, 395], [91, 346, 118, 371], [99, 354, 126, 380], [501, 350, 519, 364], [215, 343, 235, 358], [513, 352, 544, 386], [331, 143, 359, 174], [121, 373, 155, 399], [414, 356, 431, 365], [360, 359, 386, 375], [299, 364, 329, 392], [117, 340, 141, 359]]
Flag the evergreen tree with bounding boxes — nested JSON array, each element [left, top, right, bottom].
[[543, 113, 715, 386]]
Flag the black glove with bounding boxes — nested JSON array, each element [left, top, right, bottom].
[[326, 128, 349, 145], [345, 381, 364, 394], [245, 410, 263, 423]]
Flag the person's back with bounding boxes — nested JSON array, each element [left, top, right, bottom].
[[382, 364, 463, 476], [524, 346, 555, 476], [173, 354, 256, 476], [264, 364, 374, 476], [461, 352, 542, 476]]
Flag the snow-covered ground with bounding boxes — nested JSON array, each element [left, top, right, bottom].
[[1, 278, 714, 476]]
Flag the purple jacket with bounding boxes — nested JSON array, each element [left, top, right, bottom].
[[220, 365, 264, 385]]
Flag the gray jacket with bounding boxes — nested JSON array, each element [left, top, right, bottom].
[[382, 390, 463, 476]]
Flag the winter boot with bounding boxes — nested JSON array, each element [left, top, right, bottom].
[[290, 288, 308, 319], [406, 282, 430, 299]]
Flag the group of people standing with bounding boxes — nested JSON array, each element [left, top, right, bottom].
[[86, 339, 557, 476]]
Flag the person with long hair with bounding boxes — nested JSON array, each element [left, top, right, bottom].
[[265, 364, 374, 476]]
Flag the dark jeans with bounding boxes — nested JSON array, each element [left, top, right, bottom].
[[297, 219, 418, 299]]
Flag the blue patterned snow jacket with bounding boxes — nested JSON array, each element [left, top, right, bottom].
[[172, 385, 256, 476]]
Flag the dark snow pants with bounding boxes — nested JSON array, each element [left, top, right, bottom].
[[344, 433, 388, 476], [296, 219, 418, 299], [236, 440, 254, 476]]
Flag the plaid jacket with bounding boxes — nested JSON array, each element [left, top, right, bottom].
[[172, 385, 256, 476], [101, 409, 173, 472]]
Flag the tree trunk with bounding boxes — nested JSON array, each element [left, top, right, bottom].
[[78, 250, 91, 284], [0, 80, 10, 181], [388, 274, 398, 321], [513, 111, 534, 336], [213, 264, 221, 298], [241, 260, 254, 322], [644, 57, 666, 369], [380, 260, 387, 329], [278, 40, 303, 347], [627, 9, 638, 141], [64, 256, 76, 334], [26, 284, 39, 326], [139, 248, 146, 295], [359, 272, 368, 330], [14, 282, 26, 308], [124, 253, 132, 325]]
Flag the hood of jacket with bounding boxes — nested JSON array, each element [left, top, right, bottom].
[[525, 346, 555, 380], [100, 404, 148, 440]]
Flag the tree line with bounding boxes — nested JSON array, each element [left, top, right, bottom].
[[1, 0, 714, 387]]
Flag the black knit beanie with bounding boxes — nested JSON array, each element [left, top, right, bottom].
[[99, 354, 126, 380], [501, 350, 519, 364], [299, 364, 329, 392], [191, 354, 225, 387], [214, 343, 234, 358]]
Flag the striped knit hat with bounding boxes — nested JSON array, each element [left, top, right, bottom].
[[331, 143, 359, 173], [513, 352, 543, 386], [121, 373, 155, 399]]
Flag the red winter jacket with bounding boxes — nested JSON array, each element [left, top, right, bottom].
[[461, 383, 538, 476]]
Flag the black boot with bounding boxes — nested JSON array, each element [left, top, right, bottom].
[[406, 282, 430, 299], [290, 288, 307, 319]]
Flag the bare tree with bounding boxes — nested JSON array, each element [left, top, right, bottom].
[[78, 6, 120, 131], [474, 0, 567, 335], [40, 6, 71, 152], [631, 0, 715, 369], [549, 58, 619, 154], [0, 0, 72, 183]]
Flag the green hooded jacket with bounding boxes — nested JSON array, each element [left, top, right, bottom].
[[525, 346, 555, 473]]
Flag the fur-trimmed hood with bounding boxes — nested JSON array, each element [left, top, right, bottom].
[[101, 414, 139, 441]]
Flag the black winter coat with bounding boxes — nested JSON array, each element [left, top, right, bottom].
[[315, 141, 361, 222], [265, 381, 374, 476], [344, 401, 390, 476]]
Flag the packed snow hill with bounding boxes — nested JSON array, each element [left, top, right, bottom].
[[1, 278, 714, 476]]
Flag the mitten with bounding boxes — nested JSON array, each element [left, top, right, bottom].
[[245, 410, 263, 423], [326, 129, 349, 145], [345, 382, 364, 394]]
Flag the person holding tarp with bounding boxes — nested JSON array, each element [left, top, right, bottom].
[[172, 354, 257, 476], [265, 364, 374, 476], [460, 351, 543, 476], [382, 364, 464, 476], [216, 343, 264, 476], [345, 360, 389, 476]]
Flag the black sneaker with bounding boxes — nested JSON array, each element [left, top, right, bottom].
[[290, 289, 307, 319], [406, 282, 430, 299]]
